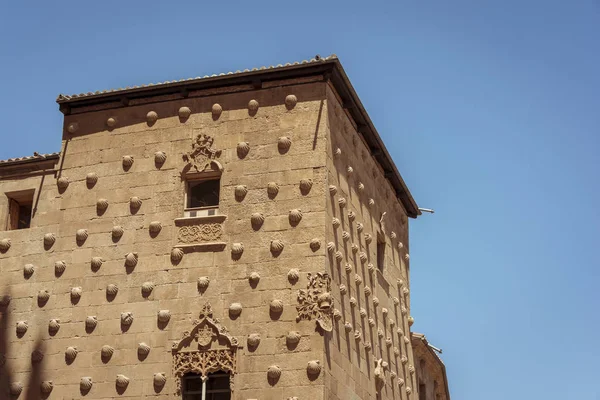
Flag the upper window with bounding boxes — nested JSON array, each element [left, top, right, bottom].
[[377, 233, 386, 272], [185, 178, 220, 217], [182, 372, 231, 400], [5, 190, 34, 230]]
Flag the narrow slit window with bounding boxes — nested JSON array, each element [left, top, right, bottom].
[[6, 190, 34, 230], [377, 240, 385, 272]]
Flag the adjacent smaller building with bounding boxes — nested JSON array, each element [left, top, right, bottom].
[[411, 333, 450, 400]]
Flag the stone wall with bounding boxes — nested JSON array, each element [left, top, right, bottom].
[[322, 84, 417, 400], [0, 78, 333, 399]]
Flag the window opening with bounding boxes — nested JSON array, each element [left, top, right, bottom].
[[185, 178, 220, 217], [6, 190, 34, 230], [376, 240, 385, 272], [182, 372, 231, 400]]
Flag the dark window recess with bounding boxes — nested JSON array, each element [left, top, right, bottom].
[[419, 383, 427, 400], [6, 190, 34, 230], [377, 241, 385, 272], [187, 179, 220, 209], [182, 372, 231, 400]]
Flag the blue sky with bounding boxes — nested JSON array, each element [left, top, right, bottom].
[[1, 1, 599, 398]]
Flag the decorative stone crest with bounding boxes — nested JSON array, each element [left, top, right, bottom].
[[172, 303, 238, 395], [178, 222, 223, 244], [296, 272, 333, 332], [182, 133, 222, 173]]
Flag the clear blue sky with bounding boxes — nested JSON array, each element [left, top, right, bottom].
[[1, 1, 599, 398]]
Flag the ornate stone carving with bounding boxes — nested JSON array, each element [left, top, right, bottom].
[[374, 358, 385, 393], [342, 231, 350, 241], [364, 286, 372, 297], [101, 345, 114, 359], [106, 117, 117, 128], [70, 287, 82, 301], [31, 349, 44, 363], [40, 381, 54, 394], [55, 260, 67, 275], [348, 211, 356, 221], [250, 212, 264, 229], [296, 272, 333, 332], [333, 309, 342, 321], [43, 233, 55, 248], [368, 318, 376, 327], [130, 196, 142, 209], [345, 263, 352, 273], [24, 264, 35, 277], [231, 243, 244, 256], [197, 276, 210, 292], [171, 247, 184, 263], [358, 182, 365, 191], [86, 172, 98, 186], [85, 316, 98, 330], [57, 176, 69, 191], [9, 382, 23, 396], [329, 185, 337, 195], [286, 331, 301, 345], [364, 341, 372, 351], [289, 209, 303, 225], [334, 147, 342, 157], [335, 251, 343, 262], [212, 103, 223, 118], [112, 225, 124, 239], [287, 268, 300, 284], [124, 252, 138, 268], [183, 133, 222, 173], [406, 386, 412, 394], [228, 303, 242, 317], [97, 198, 109, 211], [347, 166, 354, 175], [357, 222, 364, 232], [237, 142, 250, 159], [37, 289, 50, 303], [178, 223, 223, 244], [248, 99, 259, 113], [354, 330, 362, 341], [65, 346, 78, 362], [270, 239, 285, 254], [234, 185, 247, 201], [267, 182, 279, 197], [338, 197, 347, 208], [373, 297, 380, 307], [351, 244, 359, 253], [80, 377, 93, 391], [359, 308, 367, 318], [138, 342, 151, 356], [154, 151, 167, 166], [153, 372, 167, 387], [277, 136, 292, 152], [354, 274, 363, 285], [122, 155, 134, 169], [359, 252, 368, 263], [285, 94, 297, 109], [267, 365, 282, 382], [339, 284, 347, 295], [327, 242, 335, 253], [158, 310, 171, 323], [116, 374, 130, 389], [332, 217, 340, 228], [149, 221, 162, 234], [16, 320, 28, 335], [344, 322, 353, 332], [247, 333, 260, 348], [368, 263, 375, 274], [270, 299, 284, 313], [179, 106, 192, 119], [172, 303, 238, 395], [0, 238, 11, 253], [307, 360, 321, 376], [349, 297, 357, 307], [248, 272, 260, 285], [121, 312, 134, 326], [310, 238, 321, 251], [146, 111, 158, 124], [299, 178, 312, 193], [106, 284, 119, 297], [408, 316, 414, 326], [365, 233, 373, 244]]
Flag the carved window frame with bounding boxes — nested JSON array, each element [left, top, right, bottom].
[[183, 170, 222, 218]]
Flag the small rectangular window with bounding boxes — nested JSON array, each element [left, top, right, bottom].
[[377, 241, 385, 272], [6, 190, 34, 230], [185, 178, 220, 217]]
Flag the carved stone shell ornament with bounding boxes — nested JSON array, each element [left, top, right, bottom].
[[285, 94, 297, 109], [97, 198, 109, 211], [333, 309, 342, 321], [86, 172, 98, 187], [364, 286, 372, 297], [382, 308, 389, 317], [349, 297, 357, 307], [378, 328, 384, 339], [9, 381, 23, 396], [354, 330, 362, 341], [364, 341, 372, 351], [149, 221, 162, 234], [141, 282, 154, 297], [389, 318, 396, 327], [247, 333, 261, 348], [248, 99, 259, 113], [52, 260, 66, 276], [351, 244, 359, 253], [357, 222, 364, 232], [334, 147, 342, 157], [146, 111, 158, 124], [250, 212, 264, 229], [267, 365, 281, 380], [106, 284, 119, 296], [282, 269, 298, 285], [277, 136, 292, 152], [0, 238, 10, 252], [16, 321, 28, 335], [405, 253, 410, 261], [24, 264, 35, 277], [154, 151, 167, 165], [342, 231, 350, 241], [339, 284, 347, 295], [403, 287, 410, 296], [249, 272, 260, 285], [299, 178, 312, 193], [171, 247, 184, 262], [329, 185, 337, 195], [398, 241, 405, 249], [112, 225, 124, 238], [40, 381, 54, 395], [153, 372, 167, 387], [286, 331, 301, 344], [386, 337, 393, 347], [124, 252, 138, 268], [338, 197, 347, 208], [129, 197, 143, 211], [401, 355, 408, 365], [327, 242, 336, 253], [354, 274, 363, 285], [231, 242, 244, 255], [271, 239, 285, 253], [37, 289, 50, 303], [270, 299, 284, 313], [80, 377, 93, 391], [76, 229, 88, 243], [71, 287, 82, 301], [394, 347, 400, 356], [115, 374, 130, 389], [179, 106, 192, 119], [86, 316, 98, 330], [267, 182, 279, 197], [65, 346, 78, 362], [335, 251, 343, 262], [212, 103, 223, 117], [406, 386, 413, 395], [121, 312, 134, 326], [345, 263, 352, 273], [43, 233, 56, 248], [237, 141, 250, 158], [57, 176, 69, 190], [157, 310, 171, 323], [138, 342, 151, 356], [91, 256, 103, 270], [122, 155, 134, 168], [348, 211, 356, 222], [101, 345, 114, 358], [234, 185, 248, 201], [368, 318, 376, 327], [310, 238, 321, 251], [408, 316, 415, 326], [289, 209, 303, 224], [347, 166, 354, 175], [197, 276, 210, 292], [365, 233, 373, 244], [401, 305, 408, 315], [228, 303, 242, 317], [0, 295, 10, 307], [368, 198, 375, 207], [332, 218, 341, 228], [344, 322, 353, 332], [391, 231, 397, 239], [307, 360, 322, 376], [359, 308, 367, 317], [359, 252, 368, 263], [358, 182, 365, 191], [368, 263, 375, 274]]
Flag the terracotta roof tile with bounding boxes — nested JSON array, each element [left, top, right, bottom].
[[56, 55, 337, 102], [0, 152, 60, 165]]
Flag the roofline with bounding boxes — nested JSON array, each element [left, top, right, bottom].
[[56, 56, 420, 217], [412, 332, 451, 400], [0, 153, 60, 168]]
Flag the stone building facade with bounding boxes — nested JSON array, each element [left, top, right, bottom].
[[0, 55, 449, 400]]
